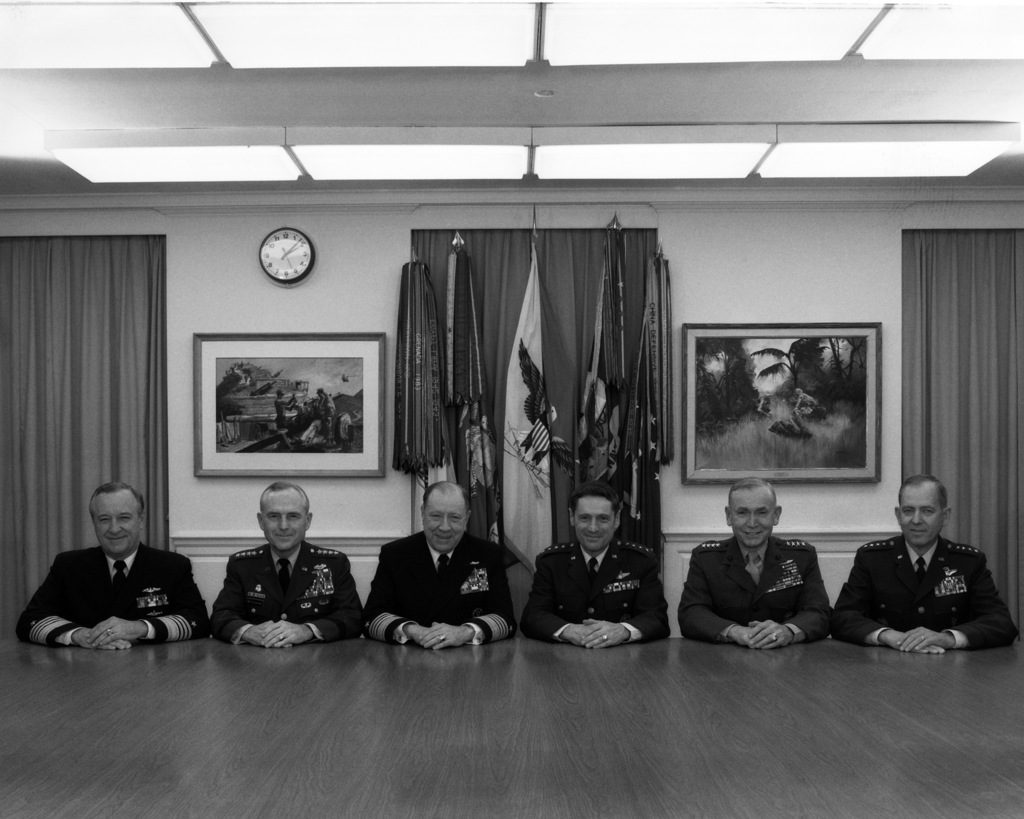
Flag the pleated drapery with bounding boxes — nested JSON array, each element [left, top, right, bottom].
[[0, 235, 168, 637], [902, 229, 1024, 630]]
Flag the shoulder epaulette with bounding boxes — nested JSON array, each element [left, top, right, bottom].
[[229, 546, 267, 561], [694, 540, 727, 552], [537, 543, 575, 559], [947, 542, 981, 556], [859, 538, 897, 552], [306, 545, 341, 557], [618, 541, 656, 557], [779, 539, 814, 551]]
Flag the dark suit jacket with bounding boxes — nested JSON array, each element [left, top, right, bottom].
[[521, 540, 669, 642], [831, 535, 1019, 648], [363, 532, 515, 643], [210, 541, 362, 643], [16, 545, 210, 645], [678, 536, 831, 642]]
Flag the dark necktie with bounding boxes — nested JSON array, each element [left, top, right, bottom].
[[112, 560, 127, 595], [915, 556, 926, 583], [588, 557, 598, 585], [278, 558, 291, 592], [437, 553, 450, 577]]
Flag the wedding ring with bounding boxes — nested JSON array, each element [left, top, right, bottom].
[[602, 635, 608, 641], [438, 635, 446, 641], [771, 633, 778, 641]]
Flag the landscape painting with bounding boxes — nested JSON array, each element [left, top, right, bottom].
[[683, 323, 880, 483], [194, 333, 385, 477]]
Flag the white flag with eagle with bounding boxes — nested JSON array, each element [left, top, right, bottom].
[[501, 240, 567, 570]]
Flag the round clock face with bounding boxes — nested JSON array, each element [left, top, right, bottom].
[[259, 227, 316, 286]]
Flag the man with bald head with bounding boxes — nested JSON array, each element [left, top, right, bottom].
[[678, 477, 830, 647], [211, 481, 362, 647], [832, 475, 1018, 652], [363, 481, 515, 648], [17, 481, 209, 648]]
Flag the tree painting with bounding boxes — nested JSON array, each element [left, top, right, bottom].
[[689, 326, 878, 479]]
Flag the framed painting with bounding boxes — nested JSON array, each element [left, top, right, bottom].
[[193, 332, 385, 476], [682, 323, 881, 484]]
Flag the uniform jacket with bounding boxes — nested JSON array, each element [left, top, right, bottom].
[[16, 545, 210, 645], [210, 541, 362, 643], [363, 532, 515, 643], [678, 536, 831, 642], [831, 535, 1019, 648], [521, 540, 669, 642]]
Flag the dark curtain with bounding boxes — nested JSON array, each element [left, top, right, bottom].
[[411, 228, 658, 547], [0, 235, 168, 636], [902, 229, 1023, 630]]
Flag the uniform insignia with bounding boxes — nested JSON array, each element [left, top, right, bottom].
[[255, 584, 263, 593], [945, 566, 956, 576], [616, 571, 630, 580], [231, 547, 264, 560], [935, 574, 968, 597], [305, 564, 335, 597], [473, 608, 484, 617], [136, 593, 169, 609], [142, 587, 159, 594], [246, 590, 266, 600], [300, 601, 312, 609], [469, 560, 480, 566], [764, 559, 804, 593], [460, 567, 489, 594], [603, 578, 640, 593], [695, 541, 727, 552]]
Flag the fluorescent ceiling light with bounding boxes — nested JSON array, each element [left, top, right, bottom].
[[192, 3, 535, 68], [544, 3, 882, 65], [534, 143, 771, 179], [293, 145, 529, 180], [760, 124, 1018, 178], [49, 146, 300, 183], [0, 5, 215, 68], [859, 5, 1024, 60]]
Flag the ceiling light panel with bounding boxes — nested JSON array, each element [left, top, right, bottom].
[[544, 3, 883, 65], [534, 143, 771, 179], [192, 3, 536, 68], [49, 146, 300, 183], [859, 5, 1024, 60], [0, 5, 216, 68], [293, 145, 529, 179]]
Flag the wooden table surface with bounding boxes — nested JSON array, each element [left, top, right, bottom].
[[1, 637, 1022, 819]]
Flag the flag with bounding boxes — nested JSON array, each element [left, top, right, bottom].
[[501, 240, 571, 568], [393, 259, 447, 475]]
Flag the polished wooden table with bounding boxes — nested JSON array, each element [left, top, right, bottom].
[[1, 637, 1022, 819]]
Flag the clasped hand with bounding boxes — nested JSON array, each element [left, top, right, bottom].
[[73, 616, 145, 650], [561, 619, 630, 649], [730, 620, 794, 649], [406, 622, 474, 650], [242, 620, 314, 648], [879, 627, 953, 653]]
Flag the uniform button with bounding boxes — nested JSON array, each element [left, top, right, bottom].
[[879, 603, 886, 609], [917, 607, 925, 614], [951, 607, 957, 612], [622, 603, 628, 608], [281, 613, 289, 620], [587, 607, 595, 615], [556, 605, 563, 610]]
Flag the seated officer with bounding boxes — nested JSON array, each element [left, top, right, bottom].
[[210, 481, 362, 647], [831, 475, 1018, 652], [363, 481, 515, 648], [521, 480, 669, 646], [678, 477, 830, 647], [17, 481, 209, 648]]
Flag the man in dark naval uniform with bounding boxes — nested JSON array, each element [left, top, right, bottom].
[[678, 477, 830, 647], [832, 475, 1018, 652], [522, 481, 668, 646], [211, 481, 362, 646], [363, 481, 515, 648], [17, 481, 210, 648]]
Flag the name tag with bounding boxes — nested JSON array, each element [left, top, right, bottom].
[[765, 559, 804, 594], [936, 574, 968, 597], [461, 568, 489, 594], [136, 593, 169, 609], [603, 579, 640, 593]]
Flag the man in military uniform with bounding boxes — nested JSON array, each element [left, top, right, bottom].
[[678, 477, 830, 647], [210, 481, 362, 646], [17, 481, 210, 648], [521, 481, 668, 646], [831, 475, 1018, 652], [363, 481, 515, 648]]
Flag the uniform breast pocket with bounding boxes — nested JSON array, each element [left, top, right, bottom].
[[245, 593, 268, 615]]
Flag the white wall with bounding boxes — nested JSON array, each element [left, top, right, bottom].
[[6, 188, 1024, 632]]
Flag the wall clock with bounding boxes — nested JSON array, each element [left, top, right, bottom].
[[259, 227, 316, 287]]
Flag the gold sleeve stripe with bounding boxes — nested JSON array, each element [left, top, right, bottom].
[[157, 614, 194, 642], [28, 616, 74, 645], [475, 614, 512, 642], [367, 613, 405, 642]]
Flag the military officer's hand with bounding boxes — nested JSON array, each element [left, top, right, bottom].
[[415, 622, 474, 650], [82, 617, 147, 648], [579, 619, 630, 649], [746, 620, 794, 650], [258, 620, 314, 648], [888, 627, 952, 653], [71, 627, 133, 650]]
